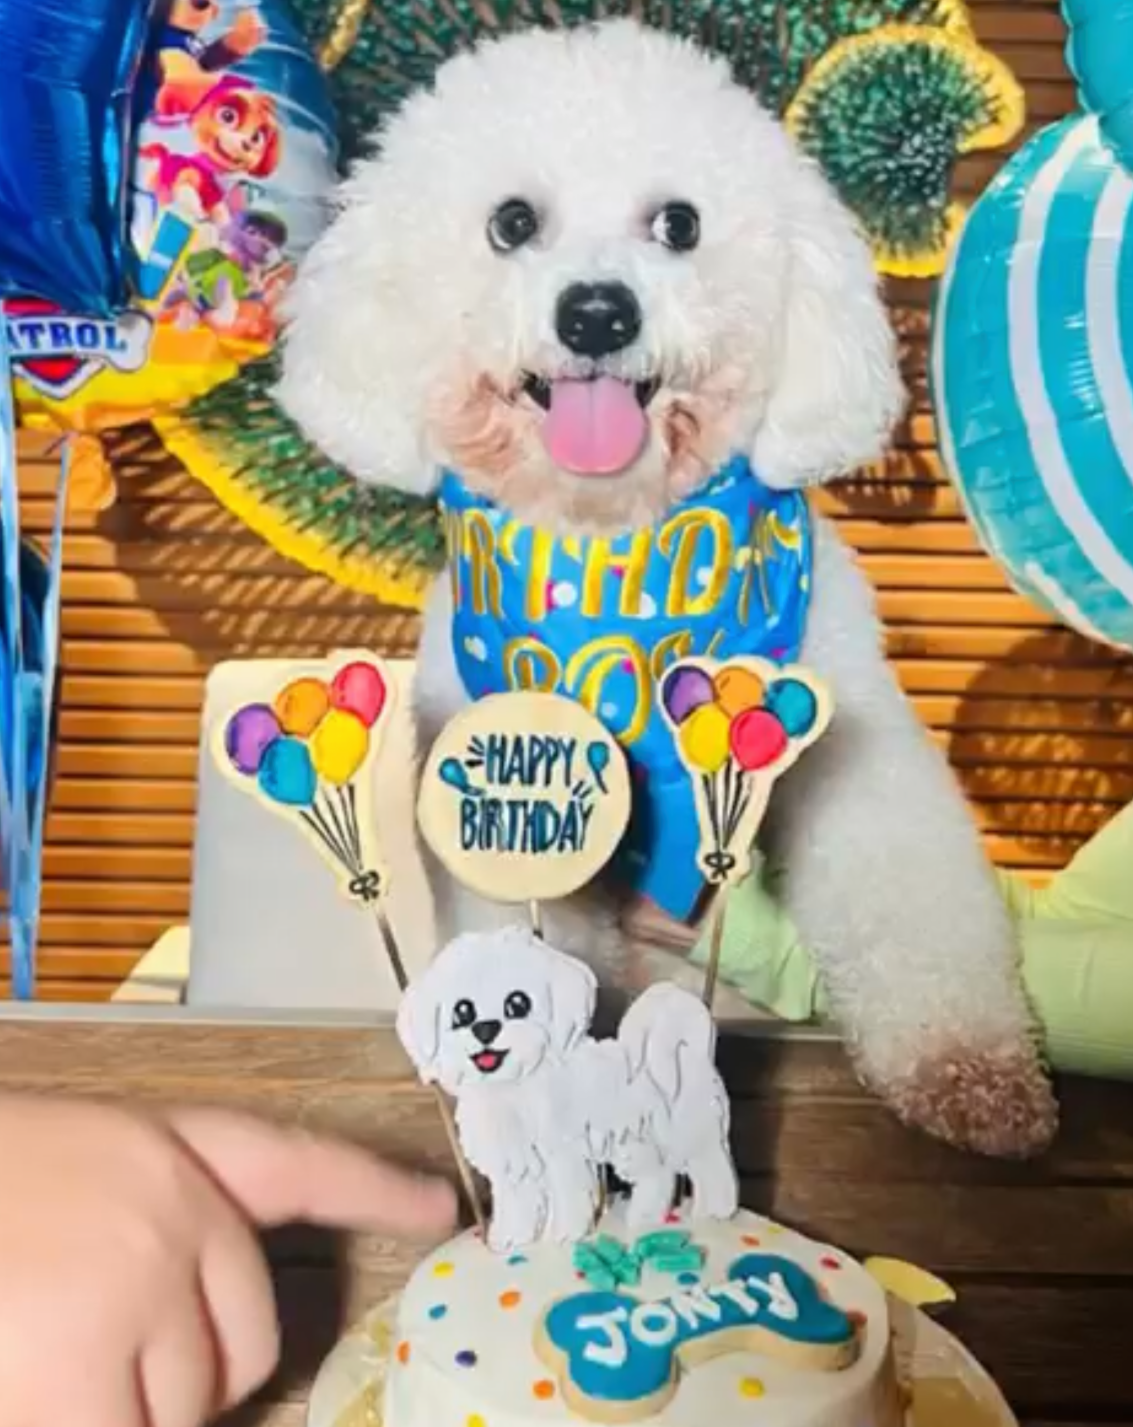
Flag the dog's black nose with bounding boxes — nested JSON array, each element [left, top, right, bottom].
[[556, 281, 642, 357], [471, 1019, 502, 1046]]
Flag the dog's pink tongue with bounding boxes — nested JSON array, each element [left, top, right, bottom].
[[541, 376, 648, 475]]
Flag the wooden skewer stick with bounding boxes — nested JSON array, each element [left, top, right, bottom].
[[700, 890, 728, 1012], [370, 905, 487, 1237], [529, 900, 544, 940], [371, 901, 408, 994]]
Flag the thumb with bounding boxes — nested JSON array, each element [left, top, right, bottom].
[[167, 1107, 458, 1238]]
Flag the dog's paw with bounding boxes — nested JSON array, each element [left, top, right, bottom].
[[882, 1042, 1058, 1159]]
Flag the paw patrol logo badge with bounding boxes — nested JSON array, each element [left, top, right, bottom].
[[5, 299, 153, 400]]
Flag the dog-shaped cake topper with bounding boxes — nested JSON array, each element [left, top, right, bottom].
[[396, 926, 738, 1252]]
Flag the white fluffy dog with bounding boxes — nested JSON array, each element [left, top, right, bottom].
[[280, 20, 1057, 1158], [397, 926, 738, 1250]]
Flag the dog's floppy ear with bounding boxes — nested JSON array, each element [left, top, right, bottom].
[[276, 155, 436, 495], [545, 946, 598, 1058], [752, 156, 905, 490], [396, 967, 444, 1083]]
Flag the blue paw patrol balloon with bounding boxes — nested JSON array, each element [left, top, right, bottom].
[[6, 0, 337, 433], [0, 0, 153, 315]]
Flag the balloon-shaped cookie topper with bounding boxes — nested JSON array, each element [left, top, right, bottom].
[[215, 651, 392, 905], [660, 657, 832, 891], [418, 690, 631, 906], [215, 648, 486, 1235]]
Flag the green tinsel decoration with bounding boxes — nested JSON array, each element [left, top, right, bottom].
[[160, 0, 1016, 608]]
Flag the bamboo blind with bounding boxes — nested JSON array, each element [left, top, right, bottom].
[[8, 0, 1127, 1001]]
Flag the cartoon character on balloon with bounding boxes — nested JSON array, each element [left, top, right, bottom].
[[659, 659, 830, 889], [221, 657, 392, 902], [5, 0, 338, 439]]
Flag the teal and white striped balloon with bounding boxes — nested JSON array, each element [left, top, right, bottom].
[[1063, 0, 1133, 176], [932, 113, 1133, 650]]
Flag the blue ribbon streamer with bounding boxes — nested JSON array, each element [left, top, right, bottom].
[[0, 320, 67, 1000]]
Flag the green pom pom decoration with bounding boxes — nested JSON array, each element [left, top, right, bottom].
[[156, 0, 1023, 609], [786, 24, 1024, 276]]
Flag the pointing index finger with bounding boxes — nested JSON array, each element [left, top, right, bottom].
[[168, 1108, 459, 1238]]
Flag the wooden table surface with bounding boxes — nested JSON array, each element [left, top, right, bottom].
[[1, 1013, 1131, 1427]]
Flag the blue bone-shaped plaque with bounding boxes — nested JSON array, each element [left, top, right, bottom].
[[539, 1253, 859, 1419]]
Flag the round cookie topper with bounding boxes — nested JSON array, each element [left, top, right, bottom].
[[417, 691, 631, 902]]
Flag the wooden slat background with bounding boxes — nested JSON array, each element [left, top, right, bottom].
[[11, 0, 1133, 1001]]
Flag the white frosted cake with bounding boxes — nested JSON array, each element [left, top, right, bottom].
[[382, 1204, 903, 1427]]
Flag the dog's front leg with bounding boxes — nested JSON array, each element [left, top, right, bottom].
[[544, 1151, 600, 1243], [487, 1173, 548, 1253], [769, 520, 1056, 1158]]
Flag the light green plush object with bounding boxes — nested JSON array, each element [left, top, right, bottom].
[[693, 803, 1133, 1079]]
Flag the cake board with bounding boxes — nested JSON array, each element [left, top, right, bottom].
[[306, 1294, 1016, 1427]]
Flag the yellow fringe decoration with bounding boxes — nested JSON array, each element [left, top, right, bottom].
[[875, 199, 970, 278]]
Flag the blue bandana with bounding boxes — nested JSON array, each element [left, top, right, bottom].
[[440, 454, 812, 919]]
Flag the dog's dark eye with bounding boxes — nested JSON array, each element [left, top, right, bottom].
[[650, 201, 700, 253], [452, 998, 476, 1029], [504, 991, 532, 1020], [488, 198, 541, 254]]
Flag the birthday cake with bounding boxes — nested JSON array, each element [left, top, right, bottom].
[[382, 1203, 903, 1427], [375, 926, 905, 1426]]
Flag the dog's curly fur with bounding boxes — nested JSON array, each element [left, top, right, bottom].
[[279, 20, 1057, 1158]]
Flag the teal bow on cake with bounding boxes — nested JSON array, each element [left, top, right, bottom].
[[572, 1230, 706, 1291]]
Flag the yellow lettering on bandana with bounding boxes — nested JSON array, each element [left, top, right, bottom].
[[659, 508, 734, 617], [499, 520, 555, 622], [442, 507, 465, 610], [650, 629, 694, 681], [580, 530, 654, 618], [565, 635, 651, 745], [465, 511, 502, 617], [504, 637, 561, 691]]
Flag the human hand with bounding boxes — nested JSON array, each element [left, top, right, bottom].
[[0, 1095, 456, 1427]]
